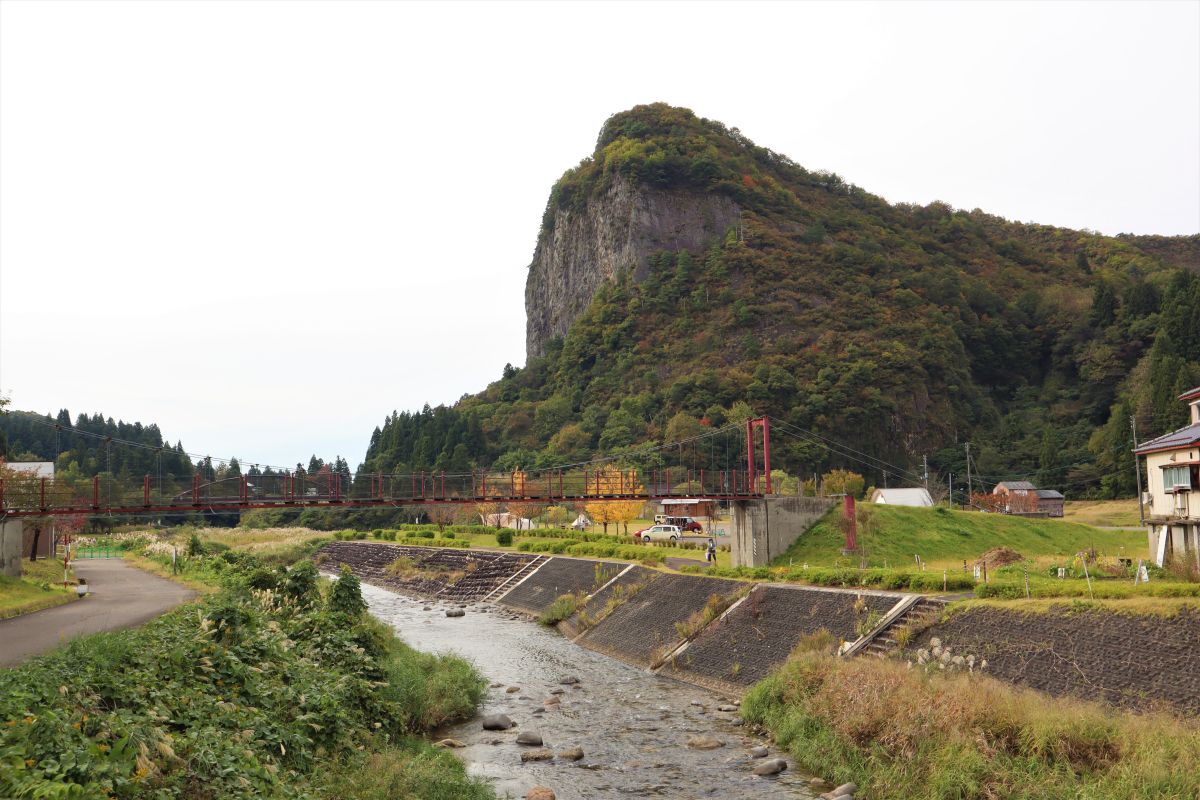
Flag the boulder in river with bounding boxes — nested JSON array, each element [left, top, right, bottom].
[[526, 787, 556, 800], [516, 731, 544, 746], [482, 714, 514, 730], [446, 608, 466, 618], [829, 782, 858, 797], [685, 735, 724, 750], [717, 704, 738, 712], [435, 738, 466, 748], [752, 758, 787, 776], [520, 749, 554, 762], [748, 745, 768, 758], [557, 746, 584, 761], [506, 686, 521, 693], [558, 676, 579, 685]]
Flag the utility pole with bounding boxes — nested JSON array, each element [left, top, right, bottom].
[[1131, 415, 1145, 525], [948, 472, 953, 508], [964, 443, 972, 510], [923, 454, 929, 491]]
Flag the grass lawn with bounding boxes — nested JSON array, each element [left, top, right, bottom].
[[1063, 498, 1143, 528], [0, 558, 76, 619], [775, 504, 1146, 570]]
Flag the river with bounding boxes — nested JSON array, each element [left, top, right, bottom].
[[362, 581, 815, 800]]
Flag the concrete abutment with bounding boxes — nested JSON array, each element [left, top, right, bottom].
[[730, 496, 834, 567]]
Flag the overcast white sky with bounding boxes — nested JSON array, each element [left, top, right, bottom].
[[1, 0, 1197, 470]]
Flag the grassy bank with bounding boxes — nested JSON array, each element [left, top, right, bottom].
[[742, 650, 1200, 799], [0, 548, 494, 800], [1062, 499, 1142, 528], [0, 558, 76, 620], [776, 505, 1144, 569]]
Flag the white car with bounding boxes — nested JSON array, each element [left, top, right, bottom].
[[639, 524, 682, 543]]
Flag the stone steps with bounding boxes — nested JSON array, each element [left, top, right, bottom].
[[860, 598, 947, 658]]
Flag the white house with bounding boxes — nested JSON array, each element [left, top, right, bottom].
[[1134, 386, 1200, 567]]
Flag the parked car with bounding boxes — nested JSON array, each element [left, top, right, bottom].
[[653, 514, 704, 533], [637, 524, 683, 543]]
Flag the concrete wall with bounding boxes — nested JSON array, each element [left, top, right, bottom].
[[911, 606, 1200, 714], [1, 519, 24, 577], [497, 557, 623, 615], [666, 584, 901, 692], [730, 496, 834, 567]]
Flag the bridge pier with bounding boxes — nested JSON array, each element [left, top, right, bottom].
[[730, 496, 835, 567], [1, 519, 24, 577]]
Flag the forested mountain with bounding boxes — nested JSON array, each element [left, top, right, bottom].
[[0, 410, 193, 482], [365, 104, 1198, 499]]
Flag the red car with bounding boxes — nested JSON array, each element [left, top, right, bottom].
[[654, 515, 704, 533]]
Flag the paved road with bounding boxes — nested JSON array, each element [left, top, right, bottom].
[[0, 559, 196, 667]]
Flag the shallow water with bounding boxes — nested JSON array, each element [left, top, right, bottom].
[[362, 581, 815, 800]]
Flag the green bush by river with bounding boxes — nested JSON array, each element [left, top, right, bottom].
[[0, 553, 494, 799]]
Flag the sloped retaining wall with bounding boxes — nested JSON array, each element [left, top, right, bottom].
[[320, 541, 536, 601], [572, 574, 744, 668], [497, 556, 624, 615], [665, 584, 901, 693], [910, 606, 1200, 714]]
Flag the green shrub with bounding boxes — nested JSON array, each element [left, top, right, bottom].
[[283, 560, 320, 606], [538, 593, 583, 626], [328, 565, 367, 617], [495, 530, 514, 546]]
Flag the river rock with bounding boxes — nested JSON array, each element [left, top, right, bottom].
[[557, 746, 584, 761], [506, 686, 521, 693], [445, 608, 465, 617], [558, 676, 579, 685], [929, 637, 941, 648], [829, 782, 858, 797], [520, 749, 554, 762], [753, 758, 787, 776], [717, 704, 738, 712], [532, 707, 545, 714], [516, 731, 544, 746], [490, 682, 503, 688], [435, 738, 466, 748], [809, 777, 830, 789], [482, 714, 514, 730], [549, 688, 565, 695], [543, 697, 561, 706], [526, 787, 556, 800], [749, 745, 769, 758], [686, 735, 724, 750]]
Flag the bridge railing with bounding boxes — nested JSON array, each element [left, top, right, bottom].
[[0, 466, 761, 516]]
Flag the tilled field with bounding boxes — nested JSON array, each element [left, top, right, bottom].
[[320, 541, 537, 602], [911, 606, 1200, 714]]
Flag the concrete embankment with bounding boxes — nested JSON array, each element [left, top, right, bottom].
[[497, 556, 623, 615], [319, 542, 1200, 715], [909, 605, 1200, 714], [666, 584, 900, 694], [320, 543, 898, 694]]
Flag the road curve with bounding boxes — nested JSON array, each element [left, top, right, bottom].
[[0, 559, 196, 667]]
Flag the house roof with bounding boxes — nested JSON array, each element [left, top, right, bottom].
[[1133, 422, 1200, 455], [995, 480, 1036, 492], [1036, 489, 1064, 500], [869, 487, 934, 507], [1179, 386, 1200, 403]]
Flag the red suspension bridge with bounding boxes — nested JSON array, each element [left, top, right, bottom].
[[1, 418, 776, 519]]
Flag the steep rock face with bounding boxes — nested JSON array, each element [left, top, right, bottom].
[[525, 175, 740, 359]]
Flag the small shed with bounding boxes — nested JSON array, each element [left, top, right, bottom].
[[869, 487, 934, 507], [1035, 489, 1065, 518], [658, 498, 718, 518]]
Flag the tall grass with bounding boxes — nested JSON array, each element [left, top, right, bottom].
[[742, 652, 1200, 799], [0, 549, 492, 800]]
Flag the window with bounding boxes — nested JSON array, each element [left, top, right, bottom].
[[1164, 466, 1192, 491]]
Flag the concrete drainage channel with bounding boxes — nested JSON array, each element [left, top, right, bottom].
[[321, 541, 902, 800]]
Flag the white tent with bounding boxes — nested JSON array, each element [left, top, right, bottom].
[[869, 487, 934, 507]]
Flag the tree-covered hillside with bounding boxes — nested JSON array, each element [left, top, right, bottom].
[[363, 104, 1200, 499]]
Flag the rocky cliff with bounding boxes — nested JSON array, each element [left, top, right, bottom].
[[525, 175, 740, 359]]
